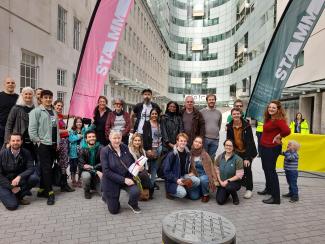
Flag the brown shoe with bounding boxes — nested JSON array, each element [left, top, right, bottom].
[[201, 195, 210, 203], [166, 193, 175, 200], [182, 179, 193, 188], [19, 198, 30, 205]]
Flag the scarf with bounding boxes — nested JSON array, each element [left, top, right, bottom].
[[191, 146, 203, 157], [82, 142, 100, 166]]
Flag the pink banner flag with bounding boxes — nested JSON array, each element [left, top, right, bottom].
[[69, 0, 133, 118]]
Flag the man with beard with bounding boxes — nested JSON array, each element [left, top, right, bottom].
[[78, 130, 103, 199], [0, 133, 39, 210], [130, 89, 161, 134], [200, 94, 222, 159], [0, 77, 19, 148]]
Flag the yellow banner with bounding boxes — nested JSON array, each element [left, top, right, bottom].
[[276, 134, 325, 172]]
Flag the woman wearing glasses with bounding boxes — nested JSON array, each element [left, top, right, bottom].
[[105, 97, 131, 145]]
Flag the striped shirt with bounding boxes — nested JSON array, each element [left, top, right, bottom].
[[283, 150, 299, 171]]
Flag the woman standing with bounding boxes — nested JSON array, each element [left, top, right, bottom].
[[226, 108, 257, 199], [101, 131, 141, 214], [289, 112, 309, 134], [142, 108, 162, 189], [93, 96, 111, 146], [128, 133, 154, 200], [105, 97, 130, 145], [54, 100, 74, 192], [215, 139, 244, 205], [258, 100, 290, 204], [4, 87, 37, 159], [160, 101, 184, 153], [188, 136, 218, 202]]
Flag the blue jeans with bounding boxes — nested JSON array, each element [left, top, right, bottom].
[[148, 145, 162, 186], [285, 170, 298, 197], [204, 138, 219, 159], [187, 175, 210, 199], [171, 175, 200, 199]]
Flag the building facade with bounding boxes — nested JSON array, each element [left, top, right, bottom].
[[0, 0, 169, 114], [148, 0, 277, 106], [107, 0, 169, 113], [278, 0, 325, 134], [0, 0, 97, 113]]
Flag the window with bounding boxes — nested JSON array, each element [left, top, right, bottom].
[[57, 69, 66, 86], [57, 91, 66, 107], [20, 51, 39, 90], [73, 17, 81, 50], [296, 51, 304, 67], [230, 84, 237, 97], [104, 84, 108, 96], [72, 73, 76, 88], [57, 5, 67, 42]]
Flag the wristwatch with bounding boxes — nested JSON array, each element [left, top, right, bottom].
[[227, 180, 231, 183]]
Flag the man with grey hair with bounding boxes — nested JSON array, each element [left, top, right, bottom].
[[0, 77, 19, 148], [181, 96, 205, 148]]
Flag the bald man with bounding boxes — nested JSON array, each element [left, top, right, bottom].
[[0, 77, 19, 148], [181, 96, 205, 147]]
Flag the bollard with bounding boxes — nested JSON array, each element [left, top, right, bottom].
[[162, 210, 236, 244]]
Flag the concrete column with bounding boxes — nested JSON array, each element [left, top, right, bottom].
[[313, 93, 322, 134], [321, 92, 325, 134]]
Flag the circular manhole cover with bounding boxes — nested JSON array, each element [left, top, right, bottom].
[[162, 210, 236, 244]]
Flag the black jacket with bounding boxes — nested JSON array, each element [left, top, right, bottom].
[[78, 144, 103, 173], [133, 102, 161, 132], [4, 105, 34, 144], [226, 118, 257, 161], [160, 113, 184, 152], [181, 108, 205, 147], [142, 120, 162, 150], [0, 147, 35, 189], [101, 144, 135, 197]]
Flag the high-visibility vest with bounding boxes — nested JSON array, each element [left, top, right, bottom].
[[289, 120, 309, 134], [256, 121, 264, 132]]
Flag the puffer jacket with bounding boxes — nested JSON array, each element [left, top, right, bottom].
[[160, 113, 184, 152]]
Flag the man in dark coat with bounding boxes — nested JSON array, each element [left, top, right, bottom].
[[0, 133, 39, 210]]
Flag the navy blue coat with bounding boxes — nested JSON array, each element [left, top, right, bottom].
[[163, 147, 191, 194], [101, 144, 135, 198]]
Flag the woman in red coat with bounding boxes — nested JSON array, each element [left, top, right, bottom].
[[258, 100, 290, 204]]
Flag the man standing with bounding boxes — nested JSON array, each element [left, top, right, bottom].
[[0, 133, 39, 210], [0, 77, 19, 148], [130, 89, 161, 134], [78, 130, 103, 199], [181, 96, 205, 148], [200, 94, 222, 159], [29, 90, 59, 205], [227, 99, 245, 123]]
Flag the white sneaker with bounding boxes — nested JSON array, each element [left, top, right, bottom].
[[244, 190, 253, 199]]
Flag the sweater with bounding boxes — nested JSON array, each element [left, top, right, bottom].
[[283, 150, 299, 171], [200, 107, 222, 139], [261, 119, 290, 148]]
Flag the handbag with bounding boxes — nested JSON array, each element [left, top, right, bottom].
[[146, 149, 158, 160]]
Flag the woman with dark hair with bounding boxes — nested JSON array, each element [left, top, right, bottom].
[[215, 139, 243, 205], [226, 107, 257, 199], [54, 100, 74, 192], [289, 112, 309, 134], [160, 101, 184, 153], [142, 108, 162, 189], [93, 96, 111, 146], [258, 100, 290, 204], [105, 97, 131, 145]]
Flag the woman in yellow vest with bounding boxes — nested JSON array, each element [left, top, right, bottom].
[[289, 112, 309, 134]]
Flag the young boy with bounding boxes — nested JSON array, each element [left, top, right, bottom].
[[282, 140, 300, 202]]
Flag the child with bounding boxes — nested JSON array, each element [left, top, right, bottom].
[[282, 140, 300, 202], [68, 117, 95, 187]]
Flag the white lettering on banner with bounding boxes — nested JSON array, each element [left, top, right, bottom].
[[96, 0, 132, 76], [275, 0, 324, 81]]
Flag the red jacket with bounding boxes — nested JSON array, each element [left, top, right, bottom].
[[261, 119, 290, 147], [105, 111, 131, 140]]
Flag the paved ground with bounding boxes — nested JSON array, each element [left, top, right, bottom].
[[1, 131, 325, 244]]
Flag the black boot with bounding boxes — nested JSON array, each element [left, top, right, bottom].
[[61, 174, 75, 192]]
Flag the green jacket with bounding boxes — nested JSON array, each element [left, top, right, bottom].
[[289, 120, 309, 134], [28, 105, 60, 146]]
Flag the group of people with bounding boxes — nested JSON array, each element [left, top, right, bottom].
[[0, 76, 301, 214]]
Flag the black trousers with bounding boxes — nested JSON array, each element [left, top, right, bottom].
[[38, 143, 57, 194], [216, 181, 241, 205], [237, 152, 253, 191], [256, 132, 262, 156], [260, 145, 281, 201], [103, 185, 140, 215]]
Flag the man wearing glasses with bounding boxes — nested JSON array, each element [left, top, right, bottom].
[[227, 99, 246, 124]]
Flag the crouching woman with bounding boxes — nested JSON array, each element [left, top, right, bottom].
[[101, 131, 141, 214]]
